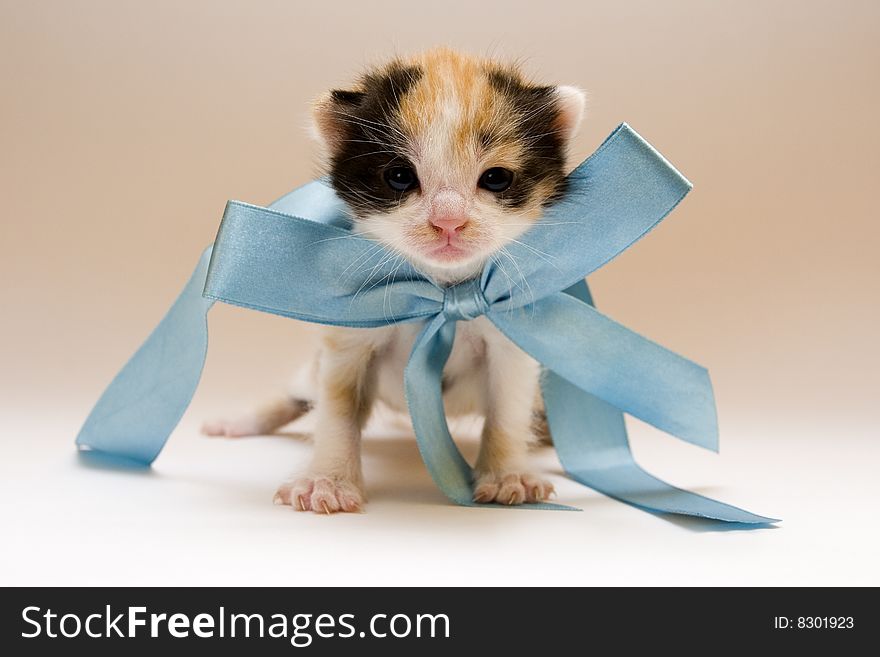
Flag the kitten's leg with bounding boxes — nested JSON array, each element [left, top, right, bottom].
[[531, 397, 554, 447], [201, 359, 318, 437], [473, 332, 555, 505], [201, 397, 312, 438], [275, 329, 380, 514]]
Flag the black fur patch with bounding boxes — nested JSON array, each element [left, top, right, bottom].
[[330, 89, 367, 105], [486, 69, 568, 209], [326, 63, 423, 216]]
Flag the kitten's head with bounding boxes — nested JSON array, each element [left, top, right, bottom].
[[312, 49, 586, 283]]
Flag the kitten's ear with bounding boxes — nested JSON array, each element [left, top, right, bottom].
[[553, 85, 587, 141], [311, 89, 366, 153]]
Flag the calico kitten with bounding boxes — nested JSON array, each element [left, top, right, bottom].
[[203, 49, 586, 513]]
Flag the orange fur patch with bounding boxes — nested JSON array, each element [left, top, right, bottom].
[[396, 49, 528, 170]]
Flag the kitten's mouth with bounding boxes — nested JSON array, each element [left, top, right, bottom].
[[425, 241, 472, 262]]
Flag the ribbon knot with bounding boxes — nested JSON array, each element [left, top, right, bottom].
[[74, 123, 776, 525], [442, 279, 489, 321]]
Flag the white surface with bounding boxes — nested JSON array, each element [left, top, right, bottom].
[[3, 406, 878, 586]]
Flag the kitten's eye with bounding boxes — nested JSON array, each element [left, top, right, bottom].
[[478, 167, 514, 193], [384, 166, 418, 192]]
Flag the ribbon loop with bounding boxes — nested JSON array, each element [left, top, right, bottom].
[[442, 279, 489, 321]]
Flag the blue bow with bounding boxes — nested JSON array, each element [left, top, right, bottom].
[[76, 123, 777, 524]]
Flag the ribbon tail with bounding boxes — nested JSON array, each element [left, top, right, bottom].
[[75, 246, 216, 465], [498, 279, 777, 523], [403, 315, 574, 511], [544, 369, 777, 524]]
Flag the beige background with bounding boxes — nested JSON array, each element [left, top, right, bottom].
[[2, 1, 878, 585]]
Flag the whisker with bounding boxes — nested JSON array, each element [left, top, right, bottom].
[[507, 238, 563, 273], [499, 246, 535, 314]]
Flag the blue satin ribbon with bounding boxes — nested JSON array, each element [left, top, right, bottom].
[[77, 123, 777, 523]]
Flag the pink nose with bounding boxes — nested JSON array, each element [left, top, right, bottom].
[[429, 189, 468, 237], [430, 215, 468, 235]]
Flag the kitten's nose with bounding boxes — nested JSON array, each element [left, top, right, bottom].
[[430, 215, 468, 235], [429, 189, 468, 236]]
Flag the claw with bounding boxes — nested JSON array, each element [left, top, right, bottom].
[[321, 501, 331, 515], [295, 495, 305, 511], [508, 492, 517, 505]]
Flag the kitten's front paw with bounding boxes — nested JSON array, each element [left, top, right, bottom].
[[274, 476, 364, 514], [473, 472, 555, 505]]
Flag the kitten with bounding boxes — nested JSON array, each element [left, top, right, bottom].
[[203, 49, 586, 513]]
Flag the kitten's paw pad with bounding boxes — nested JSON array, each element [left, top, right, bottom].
[[473, 473, 554, 505], [201, 417, 264, 438], [274, 477, 364, 514]]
